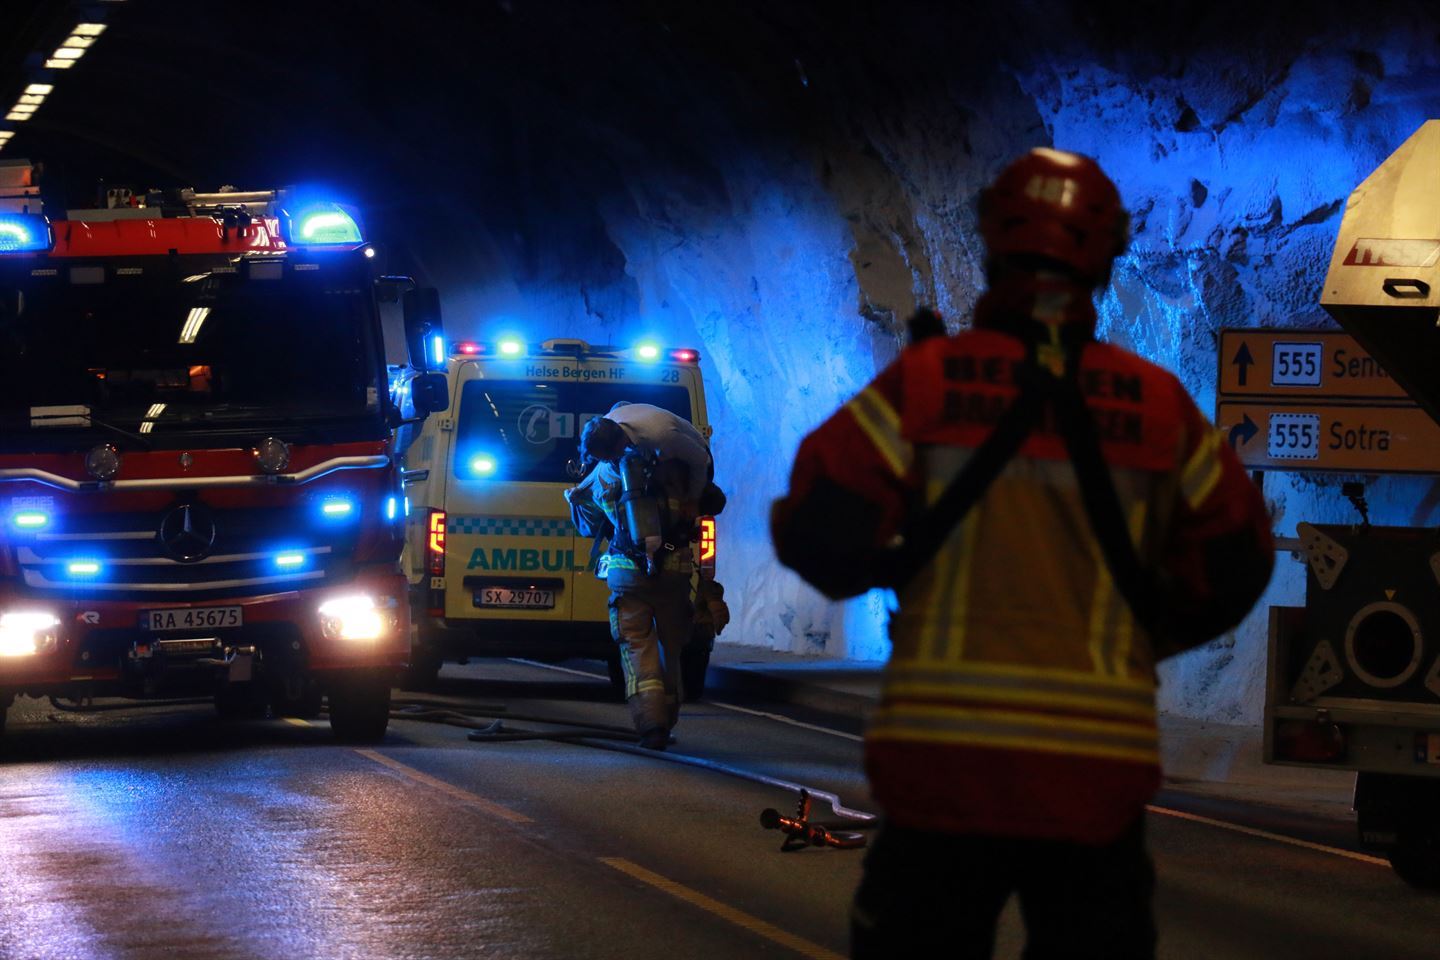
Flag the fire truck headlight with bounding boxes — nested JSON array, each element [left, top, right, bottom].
[[317, 594, 397, 642], [0, 611, 60, 657], [254, 437, 291, 475], [84, 443, 121, 481]]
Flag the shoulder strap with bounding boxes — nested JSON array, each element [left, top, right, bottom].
[[1050, 377, 1167, 640], [885, 340, 1168, 644]]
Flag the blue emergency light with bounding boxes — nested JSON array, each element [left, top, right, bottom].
[[11, 510, 49, 530], [319, 495, 356, 520], [286, 202, 363, 246], [65, 559, 102, 578], [0, 213, 52, 253], [274, 552, 306, 569]]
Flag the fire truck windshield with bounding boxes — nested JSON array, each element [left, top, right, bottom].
[[0, 262, 384, 449]]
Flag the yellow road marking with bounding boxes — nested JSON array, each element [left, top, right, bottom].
[[283, 718, 311, 727], [355, 749, 533, 824], [1146, 804, 1389, 866], [600, 857, 845, 960]]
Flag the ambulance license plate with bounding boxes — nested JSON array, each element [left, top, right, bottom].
[[474, 588, 555, 609], [144, 606, 243, 631]]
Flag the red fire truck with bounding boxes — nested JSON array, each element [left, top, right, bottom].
[[0, 161, 448, 741]]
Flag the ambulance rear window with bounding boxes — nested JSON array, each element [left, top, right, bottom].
[[454, 380, 693, 482]]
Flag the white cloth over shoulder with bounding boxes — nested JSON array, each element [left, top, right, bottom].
[[605, 402, 711, 500]]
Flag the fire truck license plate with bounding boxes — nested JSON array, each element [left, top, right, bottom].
[[144, 606, 243, 631], [474, 588, 555, 609]]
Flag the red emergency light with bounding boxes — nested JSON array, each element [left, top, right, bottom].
[[453, 341, 484, 356], [427, 510, 446, 576], [698, 516, 716, 578], [670, 348, 700, 363]]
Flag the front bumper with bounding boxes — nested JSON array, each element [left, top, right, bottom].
[[0, 566, 409, 694]]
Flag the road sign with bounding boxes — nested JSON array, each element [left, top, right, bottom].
[[1218, 329, 1409, 400], [1216, 402, 1440, 474]]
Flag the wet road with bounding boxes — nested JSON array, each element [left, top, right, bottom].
[[0, 659, 1437, 960]]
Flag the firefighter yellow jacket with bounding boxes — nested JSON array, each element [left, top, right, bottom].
[[772, 296, 1273, 844]]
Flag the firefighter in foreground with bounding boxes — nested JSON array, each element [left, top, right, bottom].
[[567, 405, 716, 748], [772, 149, 1274, 958]]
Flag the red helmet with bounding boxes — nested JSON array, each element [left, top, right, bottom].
[[979, 148, 1128, 283]]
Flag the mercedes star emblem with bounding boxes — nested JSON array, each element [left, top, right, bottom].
[[158, 502, 218, 563]]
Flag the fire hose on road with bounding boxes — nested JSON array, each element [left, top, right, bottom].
[[385, 696, 876, 844]]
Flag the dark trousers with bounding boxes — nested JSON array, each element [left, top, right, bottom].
[[851, 818, 1155, 960], [607, 571, 693, 734]]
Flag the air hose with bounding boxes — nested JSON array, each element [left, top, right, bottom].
[[385, 697, 876, 829]]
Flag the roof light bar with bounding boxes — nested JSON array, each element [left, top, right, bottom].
[[0, 214, 53, 253], [453, 341, 483, 356], [286, 202, 364, 245]]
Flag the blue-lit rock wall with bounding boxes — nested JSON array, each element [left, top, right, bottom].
[[397, 2, 1440, 722]]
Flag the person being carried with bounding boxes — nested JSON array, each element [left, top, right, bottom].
[[566, 403, 717, 749]]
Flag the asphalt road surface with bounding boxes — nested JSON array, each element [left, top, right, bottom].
[[0, 658, 1436, 960]]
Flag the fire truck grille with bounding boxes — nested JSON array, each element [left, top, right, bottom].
[[15, 506, 359, 601]]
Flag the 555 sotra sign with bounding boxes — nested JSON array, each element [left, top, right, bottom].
[[1216, 403, 1440, 473]]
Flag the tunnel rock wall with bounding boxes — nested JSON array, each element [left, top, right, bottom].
[[400, 2, 1440, 719], [130, 0, 1437, 721]]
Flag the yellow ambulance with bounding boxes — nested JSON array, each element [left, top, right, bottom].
[[400, 337, 718, 692]]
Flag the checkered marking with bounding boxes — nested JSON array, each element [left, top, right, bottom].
[[447, 516, 576, 537]]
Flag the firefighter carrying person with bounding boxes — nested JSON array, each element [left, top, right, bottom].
[[772, 148, 1274, 959], [566, 403, 720, 749]]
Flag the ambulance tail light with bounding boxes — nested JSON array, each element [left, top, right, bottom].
[[1273, 719, 1346, 763], [427, 509, 446, 577], [698, 516, 716, 580]]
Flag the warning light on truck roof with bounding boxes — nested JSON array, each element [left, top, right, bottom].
[[0, 214, 52, 253], [288, 203, 363, 245]]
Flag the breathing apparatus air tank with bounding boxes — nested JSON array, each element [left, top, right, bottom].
[[617, 448, 663, 574]]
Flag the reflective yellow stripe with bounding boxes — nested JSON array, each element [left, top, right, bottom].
[[1109, 500, 1147, 673], [867, 726, 1160, 766], [875, 701, 1158, 739], [844, 387, 911, 476], [870, 702, 1159, 764], [1087, 522, 1115, 674], [884, 681, 1157, 721], [887, 657, 1155, 691], [1180, 428, 1225, 510], [945, 513, 979, 661], [636, 679, 666, 694]]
